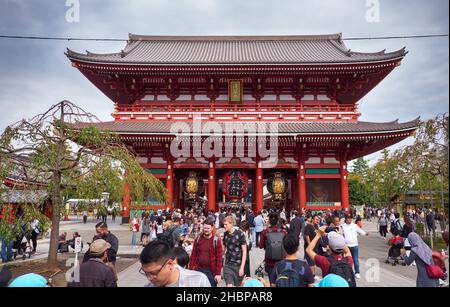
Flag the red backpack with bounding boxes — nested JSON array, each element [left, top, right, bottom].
[[426, 251, 446, 280]]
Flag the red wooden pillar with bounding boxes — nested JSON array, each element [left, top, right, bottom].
[[340, 160, 350, 213], [208, 160, 217, 212], [254, 159, 264, 214], [298, 161, 306, 214], [166, 158, 174, 210], [122, 183, 131, 224], [174, 176, 179, 210]]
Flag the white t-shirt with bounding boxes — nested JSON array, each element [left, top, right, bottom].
[[145, 265, 211, 287], [132, 218, 139, 232], [157, 224, 164, 234], [342, 222, 366, 247]]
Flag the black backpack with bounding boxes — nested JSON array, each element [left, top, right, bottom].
[[265, 229, 286, 261], [326, 255, 357, 287], [275, 261, 302, 287], [390, 220, 402, 236], [159, 225, 177, 248]]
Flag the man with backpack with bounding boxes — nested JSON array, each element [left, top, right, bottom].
[[189, 219, 223, 287], [270, 233, 315, 287], [306, 225, 356, 287], [390, 212, 403, 236], [159, 217, 180, 248], [259, 212, 288, 279]]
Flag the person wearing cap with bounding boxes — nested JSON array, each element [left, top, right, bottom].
[[8, 273, 48, 287], [84, 222, 119, 265], [306, 225, 354, 278], [68, 239, 117, 287]]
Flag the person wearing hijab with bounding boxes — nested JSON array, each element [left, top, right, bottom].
[[401, 232, 439, 287]]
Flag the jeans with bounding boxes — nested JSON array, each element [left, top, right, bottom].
[[31, 231, 38, 252], [255, 231, 262, 247], [199, 268, 217, 287], [83, 216, 87, 224], [250, 227, 256, 244], [379, 225, 388, 237], [131, 231, 138, 245], [426, 223, 435, 235], [1, 238, 13, 261], [349, 246, 360, 274]]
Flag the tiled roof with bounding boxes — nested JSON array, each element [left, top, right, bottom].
[[70, 118, 420, 135], [0, 189, 49, 204], [66, 33, 406, 65]]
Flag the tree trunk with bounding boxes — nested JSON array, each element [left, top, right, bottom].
[[47, 171, 61, 271], [47, 106, 65, 271]]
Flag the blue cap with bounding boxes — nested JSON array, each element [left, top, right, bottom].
[[242, 278, 264, 287], [8, 273, 48, 287], [315, 274, 349, 287]]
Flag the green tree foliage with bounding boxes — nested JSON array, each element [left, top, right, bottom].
[[351, 157, 370, 180], [348, 113, 449, 209], [0, 101, 167, 271], [348, 173, 372, 207]]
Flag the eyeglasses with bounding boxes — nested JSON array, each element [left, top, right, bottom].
[[139, 259, 170, 278]]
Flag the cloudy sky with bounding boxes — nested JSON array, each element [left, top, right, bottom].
[[0, 0, 448, 165]]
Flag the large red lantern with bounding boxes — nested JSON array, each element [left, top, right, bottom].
[[222, 170, 248, 201]]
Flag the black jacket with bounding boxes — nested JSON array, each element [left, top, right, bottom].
[[68, 258, 117, 288], [83, 232, 119, 264], [289, 216, 303, 239]]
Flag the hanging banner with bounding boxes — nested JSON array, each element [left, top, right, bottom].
[[228, 79, 243, 103]]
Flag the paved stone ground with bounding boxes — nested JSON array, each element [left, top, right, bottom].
[[2, 216, 448, 287], [117, 220, 448, 287]]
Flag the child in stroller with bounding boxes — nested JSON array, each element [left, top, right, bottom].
[[386, 233, 406, 266], [12, 234, 32, 260]]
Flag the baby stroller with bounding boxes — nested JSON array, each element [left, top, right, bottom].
[[385, 236, 406, 266], [12, 234, 32, 260]]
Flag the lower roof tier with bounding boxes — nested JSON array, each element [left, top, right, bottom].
[[72, 118, 419, 136], [71, 119, 419, 161]]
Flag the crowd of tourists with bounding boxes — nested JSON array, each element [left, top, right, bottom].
[[1, 204, 448, 288]]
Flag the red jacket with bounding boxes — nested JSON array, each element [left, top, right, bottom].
[[189, 234, 223, 276]]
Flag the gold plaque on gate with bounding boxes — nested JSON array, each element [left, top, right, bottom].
[[228, 79, 243, 103]]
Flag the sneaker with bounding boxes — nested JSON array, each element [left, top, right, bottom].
[[355, 273, 361, 279]]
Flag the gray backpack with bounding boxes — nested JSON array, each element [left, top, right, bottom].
[[265, 229, 286, 261]]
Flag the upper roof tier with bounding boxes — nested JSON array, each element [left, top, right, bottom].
[[66, 33, 407, 65]]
